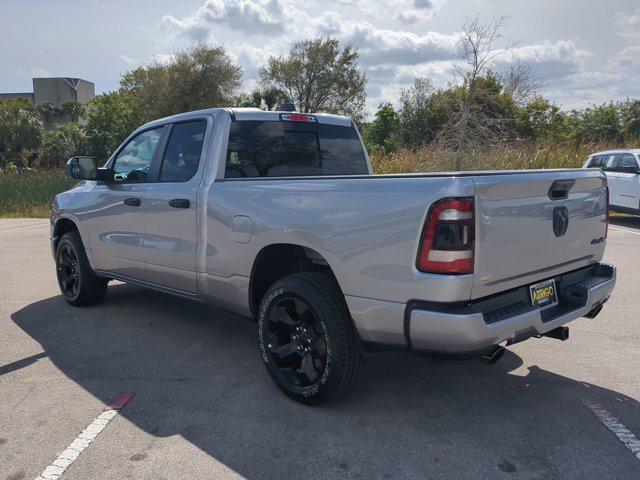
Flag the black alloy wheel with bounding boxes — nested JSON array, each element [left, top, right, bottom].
[[57, 242, 81, 300], [257, 272, 364, 404], [265, 296, 328, 388], [54, 230, 108, 306]]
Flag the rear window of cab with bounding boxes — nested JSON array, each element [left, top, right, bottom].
[[225, 120, 368, 178]]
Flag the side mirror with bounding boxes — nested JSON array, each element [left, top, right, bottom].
[[622, 165, 639, 175], [65, 156, 97, 180]]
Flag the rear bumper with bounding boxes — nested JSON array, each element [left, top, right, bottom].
[[407, 263, 616, 354]]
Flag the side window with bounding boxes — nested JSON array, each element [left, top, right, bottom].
[[616, 154, 638, 172], [587, 155, 605, 168], [160, 120, 207, 182], [603, 155, 619, 172], [112, 127, 166, 182]]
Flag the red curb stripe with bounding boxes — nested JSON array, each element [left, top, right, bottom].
[[105, 392, 136, 411]]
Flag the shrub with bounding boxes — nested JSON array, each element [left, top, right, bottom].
[[37, 123, 87, 168]]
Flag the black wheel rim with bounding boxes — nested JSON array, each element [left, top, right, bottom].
[[266, 296, 328, 388], [56, 243, 80, 299]]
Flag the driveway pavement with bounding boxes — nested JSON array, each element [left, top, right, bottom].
[[1, 217, 639, 479]]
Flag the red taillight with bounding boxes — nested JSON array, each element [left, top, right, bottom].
[[416, 197, 475, 275], [280, 113, 317, 123]]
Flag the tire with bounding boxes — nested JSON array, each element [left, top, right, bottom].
[[257, 272, 364, 404], [55, 230, 108, 306]]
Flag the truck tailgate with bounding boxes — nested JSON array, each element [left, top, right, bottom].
[[471, 170, 607, 299]]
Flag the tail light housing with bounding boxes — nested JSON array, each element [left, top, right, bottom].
[[416, 197, 475, 275]]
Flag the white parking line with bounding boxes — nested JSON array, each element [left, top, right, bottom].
[[0, 223, 48, 234], [35, 393, 135, 480], [583, 399, 640, 461], [609, 225, 640, 236]]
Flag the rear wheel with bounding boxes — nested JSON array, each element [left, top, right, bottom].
[[257, 272, 364, 404], [55, 231, 108, 306]]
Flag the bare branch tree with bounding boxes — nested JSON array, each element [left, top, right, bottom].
[[500, 61, 543, 107], [436, 14, 525, 170]]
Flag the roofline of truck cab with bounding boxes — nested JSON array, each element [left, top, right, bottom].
[[135, 107, 354, 132]]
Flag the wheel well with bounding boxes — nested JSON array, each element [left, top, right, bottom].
[[53, 218, 78, 248], [249, 244, 340, 319]]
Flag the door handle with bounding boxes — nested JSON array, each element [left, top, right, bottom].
[[168, 198, 190, 209], [123, 197, 141, 207]]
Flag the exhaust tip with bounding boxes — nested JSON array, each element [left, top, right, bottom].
[[479, 345, 506, 365], [584, 304, 604, 319], [544, 326, 569, 341]]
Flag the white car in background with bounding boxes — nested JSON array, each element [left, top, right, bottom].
[[584, 149, 640, 215]]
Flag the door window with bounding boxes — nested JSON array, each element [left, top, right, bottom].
[[615, 154, 638, 173], [587, 155, 606, 168], [112, 127, 166, 182], [603, 155, 620, 172], [159, 120, 207, 182]]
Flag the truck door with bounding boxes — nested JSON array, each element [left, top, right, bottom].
[[141, 118, 210, 293], [89, 126, 167, 278], [614, 153, 640, 209], [602, 154, 622, 207]]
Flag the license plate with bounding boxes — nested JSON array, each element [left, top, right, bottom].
[[529, 279, 558, 309]]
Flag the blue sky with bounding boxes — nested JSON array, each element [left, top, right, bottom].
[[1, 0, 639, 115]]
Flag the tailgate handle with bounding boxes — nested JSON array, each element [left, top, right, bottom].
[[548, 180, 575, 200]]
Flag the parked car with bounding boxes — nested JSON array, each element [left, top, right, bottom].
[[51, 108, 616, 404], [583, 149, 640, 214]]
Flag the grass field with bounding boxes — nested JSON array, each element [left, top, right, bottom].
[[0, 141, 617, 218], [0, 171, 75, 218]]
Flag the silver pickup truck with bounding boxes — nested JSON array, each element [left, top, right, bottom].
[[52, 108, 616, 404]]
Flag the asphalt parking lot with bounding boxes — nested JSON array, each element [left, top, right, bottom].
[[1, 218, 639, 480]]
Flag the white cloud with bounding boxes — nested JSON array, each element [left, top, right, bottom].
[[614, 8, 640, 39], [150, 0, 636, 115], [160, 0, 286, 40], [153, 53, 176, 65], [118, 54, 137, 66], [610, 45, 640, 70], [32, 68, 50, 77], [321, 18, 460, 66], [496, 40, 591, 81]]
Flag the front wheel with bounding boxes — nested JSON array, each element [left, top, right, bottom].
[[257, 272, 364, 404], [55, 231, 108, 306]]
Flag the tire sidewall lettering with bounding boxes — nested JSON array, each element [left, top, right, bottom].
[[258, 285, 333, 398]]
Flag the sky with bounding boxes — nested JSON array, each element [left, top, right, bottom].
[[1, 0, 639, 117]]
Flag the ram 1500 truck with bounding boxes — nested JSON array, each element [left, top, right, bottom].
[[52, 108, 616, 404]]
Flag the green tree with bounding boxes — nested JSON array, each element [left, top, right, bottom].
[[621, 99, 640, 140], [397, 78, 439, 148], [364, 103, 400, 152], [0, 100, 44, 169], [60, 102, 86, 122], [516, 95, 569, 141], [120, 44, 242, 122], [569, 103, 622, 143], [260, 37, 367, 121], [234, 86, 287, 110], [38, 123, 86, 168], [83, 91, 141, 162]]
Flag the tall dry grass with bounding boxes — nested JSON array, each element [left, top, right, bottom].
[[0, 141, 626, 218], [370, 141, 620, 174]]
